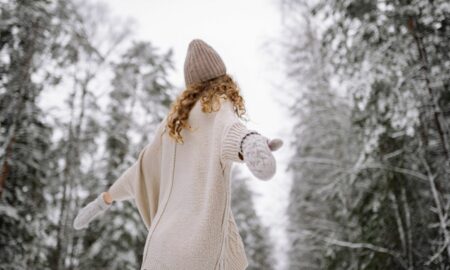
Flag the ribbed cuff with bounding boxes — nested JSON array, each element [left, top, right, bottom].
[[221, 121, 251, 163], [96, 193, 111, 210]]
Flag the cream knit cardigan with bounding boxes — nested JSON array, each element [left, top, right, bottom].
[[108, 97, 253, 270]]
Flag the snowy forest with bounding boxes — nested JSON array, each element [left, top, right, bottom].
[[1, 0, 449, 269]]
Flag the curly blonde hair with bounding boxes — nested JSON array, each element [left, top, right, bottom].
[[166, 74, 247, 144]]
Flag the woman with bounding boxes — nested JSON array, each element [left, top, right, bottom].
[[73, 39, 283, 270]]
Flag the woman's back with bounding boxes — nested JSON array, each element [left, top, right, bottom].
[[141, 96, 248, 269], [72, 39, 282, 270]]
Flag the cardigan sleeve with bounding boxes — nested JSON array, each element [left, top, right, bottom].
[[107, 146, 153, 202], [108, 117, 165, 202], [219, 100, 277, 180], [220, 120, 251, 164], [218, 98, 250, 164], [218, 99, 260, 164]]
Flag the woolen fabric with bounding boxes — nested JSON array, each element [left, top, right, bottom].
[[108, 96, 250, 270], [184, 39, 227, 87]]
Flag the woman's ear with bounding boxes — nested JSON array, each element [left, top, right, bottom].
[[268, 138, 283, 151]]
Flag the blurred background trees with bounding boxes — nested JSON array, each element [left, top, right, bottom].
[[1, 0, 449, 269], [231, 168, 276, 270], [0, 1, 272, 269], [281, 0, 450, 268]]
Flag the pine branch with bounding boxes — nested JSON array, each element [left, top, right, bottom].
[[294, 230, 407, 269]]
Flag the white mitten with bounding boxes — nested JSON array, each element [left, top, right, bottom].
[[241, 132, 277, 180], [73, 192, 111, 230]]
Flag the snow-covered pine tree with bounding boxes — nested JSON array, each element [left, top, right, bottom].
[[0, 1, 61, 268], [279, 1, 360, 268], [75, 41, 175, 269], [318, 0, 450, 267], [280, 0, 450, 268], [230, 167, 276, 270], [39, 1, 134, 269]]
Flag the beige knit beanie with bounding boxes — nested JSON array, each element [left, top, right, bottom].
[[184, 39, 227, 87]]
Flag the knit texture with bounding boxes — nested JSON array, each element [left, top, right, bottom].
[[184, 39, 226, 87], [241, 133, 276, 180], [221, 121, 248, 164], [73, 193, 110, 230], [221, 122, 277, 180], [106, 97, 254, 270]]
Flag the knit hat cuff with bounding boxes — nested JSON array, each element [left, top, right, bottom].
[[221, 121, 252, 164]]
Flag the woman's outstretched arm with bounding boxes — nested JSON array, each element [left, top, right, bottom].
[[74, 117, 166, 230], [218, 100, 283, 180]]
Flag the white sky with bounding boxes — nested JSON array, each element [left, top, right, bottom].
[[106, 1, 294, 269]]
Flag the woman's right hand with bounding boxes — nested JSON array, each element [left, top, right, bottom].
[[73, 192, 111, 230]]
